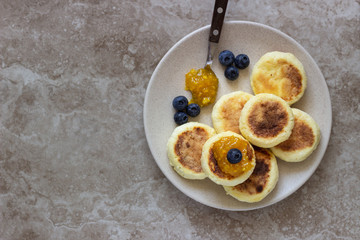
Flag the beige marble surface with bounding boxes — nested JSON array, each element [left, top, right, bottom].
[[0, 0, 359, 239]]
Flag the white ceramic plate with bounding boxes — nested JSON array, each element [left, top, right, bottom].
[[144, 21, 332, 211]]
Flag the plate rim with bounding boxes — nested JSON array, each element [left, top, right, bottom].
[[143, 20, 332, 211]]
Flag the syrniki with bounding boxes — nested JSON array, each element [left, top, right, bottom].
[[251, 51, 307, 105], [239, 93, 294, 148], [224, 147, 279, 203], [271, 108, 321, 162], [201, 131, 256, 186], [167, 122, 216, 179], [212, 91, 253, 134]]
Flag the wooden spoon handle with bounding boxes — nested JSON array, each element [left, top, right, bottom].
[[209, 0, 228, 43]]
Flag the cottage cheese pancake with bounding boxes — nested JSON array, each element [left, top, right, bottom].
[[212, 91, 253, 134], [224, 147, 278, 203], [167, 122, 216, 179], [239, 93, 294, 148], [271, 108, 321, 162], [251, 51, 307, 105], [201, 131, 256, 186]]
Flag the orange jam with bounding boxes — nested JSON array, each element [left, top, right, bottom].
[[185, 65, 218, 107], [212, 136, 254, 177]]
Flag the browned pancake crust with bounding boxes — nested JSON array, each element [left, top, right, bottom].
[[251, 52, 307, 105], [280, 62, 303, 101], [220, 97, 247, 134], [276, 117, 315, 151], [233, 147, 272, 195], [248, 101, 289, 138], [208, 151, 232, 179], [175, 127, 210, 173], [207, 143, 254, 179], [256, 63, 303, 102]]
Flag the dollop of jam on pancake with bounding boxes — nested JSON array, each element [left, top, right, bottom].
[[175, 127, 209, 173], [276, 118, 315, 151], [208, 143, 254, 179], [248, 101, 289, 138], [212, 136, 254, 177]]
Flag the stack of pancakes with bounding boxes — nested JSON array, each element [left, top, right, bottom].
[[167, 51, 320, 203]]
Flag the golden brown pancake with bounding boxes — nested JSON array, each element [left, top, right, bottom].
[[224, 147, 279, 203], [271, 108, 321, 162], [239, 93, 294, 148], [201, 131, 256, 186], [212, 91, 253, 134], [251, 51, 307, 105], [167, 122, 216, 179]]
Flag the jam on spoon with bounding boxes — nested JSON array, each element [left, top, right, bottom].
[[184, 0, 228, 107]]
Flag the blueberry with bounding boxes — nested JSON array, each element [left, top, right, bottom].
[[218, 50, 235, 66], [234, 54, 250, 69], [172, 96, 188, 111], [227, 148, 242, 164], [174, 111, 188, 125], [186, 103, 200, 117], [224, 65, 239, 80]]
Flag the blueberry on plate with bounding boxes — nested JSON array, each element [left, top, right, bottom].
[[224, 65, 239, 80], [186, 103, 201, 117], [234, 54, 250, 69], [172, 96, 188, 111], [227, 148, 242, 164], [174, 111, 188, 125], [218, 50, 235, 66]]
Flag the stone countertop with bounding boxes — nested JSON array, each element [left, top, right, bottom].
[[0, 0, 359, 239]]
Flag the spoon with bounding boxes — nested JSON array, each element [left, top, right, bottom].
[[184, 0, 228, 107], [206, 0, 228, 67]]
